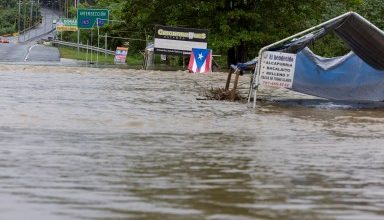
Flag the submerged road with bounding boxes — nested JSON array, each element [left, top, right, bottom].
[[0, 66, 383, 220], [0, 8, 60, 63], [0, 43, 60, 62]]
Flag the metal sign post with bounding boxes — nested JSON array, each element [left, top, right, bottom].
[[90, 29, 93, 64], [77, 8, 109, 65], [97, 18, 100, 66], [104, 33, 107, 58], [17, 0, 21, 42], [77, 29, 80, 58], [86, 40, 89, 68]]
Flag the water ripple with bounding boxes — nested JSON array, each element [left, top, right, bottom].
[[0, 66, 384, 219]]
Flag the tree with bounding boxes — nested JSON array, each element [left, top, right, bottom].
[[70, 0, 383, 63]]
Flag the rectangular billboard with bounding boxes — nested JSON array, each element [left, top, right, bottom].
[[154, 25, 208, 56]]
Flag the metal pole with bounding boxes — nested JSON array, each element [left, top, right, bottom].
[[44, 6, 47, 31], [97, 18, 100, 66], [23, 0, 26, 42], [90, 29, 93, 63], [104, 33, 107, 58], [51, 1, 53, 30], [18, 0, 21, 42], [30, 1, 33, 28], [86, 39, 89, 67], [77, 29, 80, 57], [66, 0, 69, 18], [35, 0, 38, 37], [68, 0, 69, 17], [29, 0, 33, 41]]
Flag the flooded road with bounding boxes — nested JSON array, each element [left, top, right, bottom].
[[0, 65, 384, 220]]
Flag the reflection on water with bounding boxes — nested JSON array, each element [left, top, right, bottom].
[[0, 66, 384, 220]]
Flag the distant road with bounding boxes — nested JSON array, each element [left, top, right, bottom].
[[0, 8, 60, 63]]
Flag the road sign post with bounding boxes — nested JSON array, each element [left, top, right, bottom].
[[77, 8, 109, 64], [77, 29, 80, 57]]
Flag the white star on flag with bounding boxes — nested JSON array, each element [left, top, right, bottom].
[[198, 53, 203, 60]]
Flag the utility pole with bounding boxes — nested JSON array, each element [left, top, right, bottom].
[[18, 0, 21, 42], [30, 1, 33, 28], [66, 0, 69, 18], [97, 18, 99, 65], [58, 0, 61, 15], [23, 0, 27, 42], [51, 0, 54, 29], [37, 0, 39, 19], [44, 3, 47, 32], [90, 28, 93, 64], [29, 0, 34, 41], [64, 0, 66, 17]]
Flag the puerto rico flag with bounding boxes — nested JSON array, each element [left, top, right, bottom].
[[188, 48, 212, 74]]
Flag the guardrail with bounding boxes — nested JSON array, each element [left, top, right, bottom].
[[53, 40, 115, 55]]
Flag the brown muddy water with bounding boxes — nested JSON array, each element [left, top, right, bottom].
[[0, 65, 384, 220]]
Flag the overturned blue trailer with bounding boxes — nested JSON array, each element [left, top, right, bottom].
[[249, 12, 384, 107]]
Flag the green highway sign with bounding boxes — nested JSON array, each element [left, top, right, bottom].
[[56, 18, 78, 32], [77, 9, 109, 29]]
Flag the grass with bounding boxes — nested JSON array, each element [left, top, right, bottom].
[[126, 53, 144, 66], [58, 46, 115, 64], [57, 46, 226, 70], [58, 46, 144, 66]]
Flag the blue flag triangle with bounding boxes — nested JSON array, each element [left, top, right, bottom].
[[192, 48, 210, 69]]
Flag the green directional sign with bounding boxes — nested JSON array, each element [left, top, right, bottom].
[[77, 9, 109, 29], [56, 18, 78, 32]]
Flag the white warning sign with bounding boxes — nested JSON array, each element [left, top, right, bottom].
[[259, 51, 297, 88]]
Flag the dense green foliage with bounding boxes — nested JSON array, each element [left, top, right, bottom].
[[69, 0, 384, 61], [0, 0, 17, 35], [9, 0, 384, 64], [0, 0, 41, 36]]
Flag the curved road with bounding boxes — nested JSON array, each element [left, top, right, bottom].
[[0, 8, 60, 63]]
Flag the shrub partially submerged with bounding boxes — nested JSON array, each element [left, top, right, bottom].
[[202, 87, 245, 101]]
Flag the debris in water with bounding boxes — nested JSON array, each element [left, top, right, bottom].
[[201, 87, 245, 101]]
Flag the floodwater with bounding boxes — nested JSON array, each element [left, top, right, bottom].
[[0, 65, 384, 220]]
